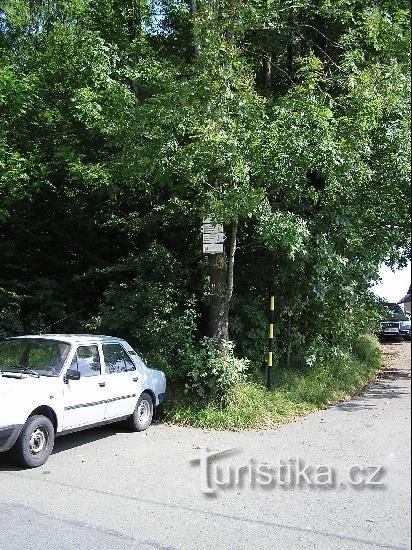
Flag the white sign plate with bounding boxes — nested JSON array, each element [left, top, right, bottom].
[[203, 233, 226, 245], [203, 243, 224, 254], [202, 216, 224, 254], [201, 223, 224, 234]]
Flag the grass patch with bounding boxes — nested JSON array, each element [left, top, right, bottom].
[[163, 334, 383, 430]]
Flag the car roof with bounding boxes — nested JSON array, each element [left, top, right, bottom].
[[7, 334, 129, 346]]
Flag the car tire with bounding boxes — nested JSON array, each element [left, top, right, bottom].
[[128, 392, 154, 432], [12, 415, 55, 468]]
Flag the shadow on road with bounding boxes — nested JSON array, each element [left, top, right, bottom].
[[335, 343, 410, 413], [0, 423, 128, 471], [0, 414, 166, 472], [53, 425, 122, 454], [336, 383, 408, 412]]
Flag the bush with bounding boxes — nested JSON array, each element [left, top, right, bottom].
[[183, 339, 249, 399], [351, 334, 381, 365], [165, 333, 383, 429], [0, 287, 23, 337], [86, 244, 201, 382]]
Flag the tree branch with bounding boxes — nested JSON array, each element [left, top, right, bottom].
[[226, 220, 238, 302]]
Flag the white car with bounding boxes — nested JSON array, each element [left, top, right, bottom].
[[0, 334, 166, 468]]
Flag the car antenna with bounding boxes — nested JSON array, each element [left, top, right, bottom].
[[39, 307, 90, 335]]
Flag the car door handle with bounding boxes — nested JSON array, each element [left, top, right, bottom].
[[132, 377, 139, 382], [98, 382, 106, 387]]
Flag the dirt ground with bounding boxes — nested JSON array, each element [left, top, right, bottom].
[[380, 339, 411, 373]]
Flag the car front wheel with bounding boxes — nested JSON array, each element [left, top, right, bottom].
[[12, 415, 55, 468], [128, 392, 154, 432]]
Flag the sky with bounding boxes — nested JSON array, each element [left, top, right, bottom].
[[371, 262, 411, 303]]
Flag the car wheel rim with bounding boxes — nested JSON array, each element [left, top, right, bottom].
[[138, 400, 150, 423], [29, 427, 48, 456]]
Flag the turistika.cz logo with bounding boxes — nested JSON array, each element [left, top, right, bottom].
[[190, 448, 386, 496]]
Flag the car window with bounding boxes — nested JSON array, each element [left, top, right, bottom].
[[70, 345, 101, 377], [103, 344, 136, 374], [0, 338, 70, 377], [387, 303, 404, 315]]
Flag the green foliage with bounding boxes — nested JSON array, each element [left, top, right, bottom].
[[230, 296, 268, 370], [85, 245, 199, 380], [165, 334, 383, 429], [183, 339, 248, 399], [351, 334, 382, 364], [0, 287, 23, 337], [0, 0, 409, 418]]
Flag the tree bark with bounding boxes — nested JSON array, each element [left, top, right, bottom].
[[189, 0, 200, 59], [189, 0, 197, 15], [227, 220, 238, 302], [286, 312, 292, 369], [263, 53, 272, 93], [208, 252, 230, 344]]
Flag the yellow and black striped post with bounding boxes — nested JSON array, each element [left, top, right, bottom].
[[267, 289, 275, 389]]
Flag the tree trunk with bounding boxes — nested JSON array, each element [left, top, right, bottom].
[[189, 0, 197, 15], [208, 221, 238, 346], [286, 312, 292, 369], [190, 0, 200, 59], [202, 5, 238, 346], [208, 252, 230, 344], [264, 53, 272, 93]]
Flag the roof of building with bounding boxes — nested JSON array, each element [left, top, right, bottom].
[[398, 285, 412, 304]]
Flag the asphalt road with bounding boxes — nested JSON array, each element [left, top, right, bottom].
[[0, 341, 410, 550]]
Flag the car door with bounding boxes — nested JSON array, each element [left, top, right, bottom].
[[62, 344, 108, 430], [102, 343, 141, 420]]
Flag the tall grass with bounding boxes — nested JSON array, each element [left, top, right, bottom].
[[164, 334, 383, 430]]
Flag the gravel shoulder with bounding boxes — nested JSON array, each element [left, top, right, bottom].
[[0, 342, 410, 550]]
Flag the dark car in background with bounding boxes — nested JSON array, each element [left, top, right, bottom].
[[379, 303, 411, 340]]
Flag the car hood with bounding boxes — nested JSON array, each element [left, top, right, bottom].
[[0, 374, 56, 398], [381, 314, 409, 322]]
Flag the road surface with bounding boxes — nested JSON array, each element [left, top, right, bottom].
[[0, 341, 410, 550]]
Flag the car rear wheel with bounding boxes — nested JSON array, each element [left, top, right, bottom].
[[12, 415, 55, 468], [128, 392, 154, 432]]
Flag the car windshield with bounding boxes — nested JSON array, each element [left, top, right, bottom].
[[385, 303, 404, 315], [0, 338, 71, 377]]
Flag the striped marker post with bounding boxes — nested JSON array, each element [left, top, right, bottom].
[[267, 289, 275, 389]]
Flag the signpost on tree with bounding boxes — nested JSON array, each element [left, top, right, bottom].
[[201, 217, 237, 346], [201, 217, 226, 255]]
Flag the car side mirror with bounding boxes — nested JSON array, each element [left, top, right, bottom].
[[66, 369, 81, 381]]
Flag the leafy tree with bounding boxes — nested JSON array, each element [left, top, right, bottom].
[[0, 0, 410, 392]]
